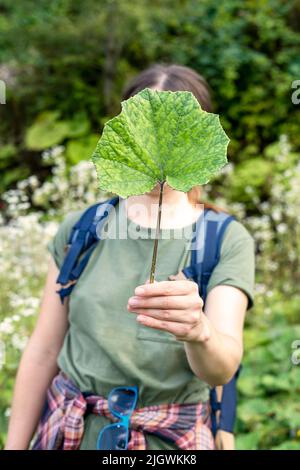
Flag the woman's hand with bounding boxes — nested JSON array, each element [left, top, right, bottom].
[[127, 280, 210, 343], [128, 280, 247, 385]]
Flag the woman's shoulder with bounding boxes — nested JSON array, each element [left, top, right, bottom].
[[55, 197, 117, 244], [47, 208, 88, 269], [54, 209, 86, 243], [222, 217, 255, 246], [60, 209, 86, 232], [216, 216, 255, 262], [207, 215, 256, 310]]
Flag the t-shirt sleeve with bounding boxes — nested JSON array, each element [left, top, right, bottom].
[[206, 220, 255, 310], [47, 211, 83, 269]]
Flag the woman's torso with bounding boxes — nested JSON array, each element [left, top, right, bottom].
[[47, 198, 255, 449]]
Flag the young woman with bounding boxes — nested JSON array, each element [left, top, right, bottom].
[[5, 64, 255, 451]]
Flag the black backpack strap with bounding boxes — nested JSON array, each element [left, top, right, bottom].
[[56, 196, 119, 303]]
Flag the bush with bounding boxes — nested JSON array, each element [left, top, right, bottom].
[[0, 0, 299, 204], [1, 0, 300, 450], [1, 135, 300, 448]]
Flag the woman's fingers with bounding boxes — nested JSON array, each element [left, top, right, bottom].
[[127, 280, 204, 335], [134, 279, 198, 297], [127, 306, 201, 325], [128, 294, 198, 310], [135, 315, 199, 340]]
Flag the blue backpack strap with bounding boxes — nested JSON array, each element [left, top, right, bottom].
[[181, 208, 206, 282], [182, 208, 235, 297], [202, 212, 241, 436], [200, 219, 219, 302], [182, 208, 238, 437], [218, 366, 242, 433], [201, 212, 235, 302], [56, 203, 101, 286], [56, 196, 119, 303]]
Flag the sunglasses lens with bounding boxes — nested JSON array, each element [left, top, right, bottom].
[[109, 388, 136, 416], [97, 424, 128, 450]]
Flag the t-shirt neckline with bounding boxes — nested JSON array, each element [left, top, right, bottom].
[[118, 198, 205, 237]]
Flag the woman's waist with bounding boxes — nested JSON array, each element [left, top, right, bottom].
[[32, 369, 214, 450], [58, 363, 210, 408], [54, 369, 211, 424]]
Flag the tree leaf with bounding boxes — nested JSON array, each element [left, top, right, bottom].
[[25, 111, 90, 151], [65, 112, 91, 138], [25, 111, 70, 150], [91, 88, 229, 197], [66, 134, 99, 164], [238, 398, 271, 426], [236, 432, 261, 450], [237, 374, 264, 397], [272, 441, 300, 451]]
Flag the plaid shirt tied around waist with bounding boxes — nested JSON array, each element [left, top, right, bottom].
[[31, 371, 215, 450]]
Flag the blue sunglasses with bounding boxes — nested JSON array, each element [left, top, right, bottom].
[[96, 385, 138, 450]]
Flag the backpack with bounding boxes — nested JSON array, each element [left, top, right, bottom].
[[56, 195, 241, 450]]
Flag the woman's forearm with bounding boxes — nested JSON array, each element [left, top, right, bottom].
[[184, 313, 242, 387], [5, 340, 59, 450]]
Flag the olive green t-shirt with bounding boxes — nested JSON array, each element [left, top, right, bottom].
[[47, 199, 255, 450]]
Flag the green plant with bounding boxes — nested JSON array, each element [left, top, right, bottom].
[[1, 0, 299, 200], [92, 88, 229, 280]]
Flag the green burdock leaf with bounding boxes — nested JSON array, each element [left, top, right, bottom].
[[91, 88, 230, 283], [91, 88, 229, 198]]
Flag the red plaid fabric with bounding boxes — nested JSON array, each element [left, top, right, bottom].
[[31, 371, 215, 450]]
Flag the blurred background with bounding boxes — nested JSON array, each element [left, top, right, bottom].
[[0, 0, 300, 450]]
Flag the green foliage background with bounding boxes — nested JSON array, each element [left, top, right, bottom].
[[0, 0, 300, 450]]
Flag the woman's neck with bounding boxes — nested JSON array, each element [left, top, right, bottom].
[[122, 187, 203, 229]]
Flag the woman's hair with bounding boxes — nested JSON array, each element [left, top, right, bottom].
[[121, 63, 226, 213], [122, 63, 213, 113]]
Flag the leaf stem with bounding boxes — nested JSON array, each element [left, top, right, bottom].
[[149, 181, 165, 283]]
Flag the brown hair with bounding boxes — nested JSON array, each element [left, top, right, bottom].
[[121, 63, 226, 213]]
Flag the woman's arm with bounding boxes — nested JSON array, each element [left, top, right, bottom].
[[5, 258, 69, 450], [183, 284, 247, 386], [127, 280, 247, 387]]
